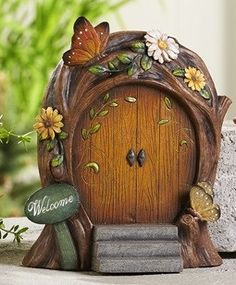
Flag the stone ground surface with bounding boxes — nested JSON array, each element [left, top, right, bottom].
[[1, 218, 236, 285], [209, 121, 236, 251]]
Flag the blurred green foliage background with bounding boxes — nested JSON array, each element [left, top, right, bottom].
[[0, 0, 132, 217]]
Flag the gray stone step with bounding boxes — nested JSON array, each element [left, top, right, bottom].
[[92, 224, 183, 273], [93, 224, 178, 241], [92, 256, 183, 273], [93, 240, 181, 257]]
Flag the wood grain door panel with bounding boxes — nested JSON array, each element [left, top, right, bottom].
[[73, 85, 196, 224], [136, 86, 160, 223], [136, 86, 196, 223], [73, 86, 137, 224]]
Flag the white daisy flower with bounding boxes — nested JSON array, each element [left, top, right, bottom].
[[144, 30, 179, 64]]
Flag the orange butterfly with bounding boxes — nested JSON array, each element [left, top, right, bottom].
[[63, 17, 109, 66], [190, 182, 220, 222]]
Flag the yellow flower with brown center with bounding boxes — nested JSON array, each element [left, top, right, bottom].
[[33, 107, 64, 140], [184, 67, 206, 91]]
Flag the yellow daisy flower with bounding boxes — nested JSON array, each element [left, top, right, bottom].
[[33, 107, 64, 140], [184, 67, 206, 91]]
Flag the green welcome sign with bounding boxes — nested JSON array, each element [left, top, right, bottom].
[[24, 183, 80, 270], [25, 183, 79, 224]]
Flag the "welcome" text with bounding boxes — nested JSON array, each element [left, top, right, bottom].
[[27, 195, 74, 216]]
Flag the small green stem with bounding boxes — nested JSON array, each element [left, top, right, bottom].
[[54, 222, 78, 270], [0, 227, 13, 234], [0, 218, 28, 243], [93, 100, 115, 119], [8, 130, 35, 138], [22, 131, 35, 137]]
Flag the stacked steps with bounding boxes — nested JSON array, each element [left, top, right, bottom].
[[91, 224, 183, 273]]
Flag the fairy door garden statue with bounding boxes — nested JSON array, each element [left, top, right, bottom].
[[23, 17, 231, 273]]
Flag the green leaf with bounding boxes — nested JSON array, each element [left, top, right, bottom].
[[84, 162, 100, 174], [16, 227, 29, 235], [97, 110, 109, 117], [125, 96, 137, 103], [14, 235, 21, 244], [172, 68, 185, 77], [200, 89, 211, 100], [103, 93, 110, 103], [58, 131, 68, 140], [140, 55, 152, 71], [127, 62, 138, 76], [110, 58, 120, 69], [46, 140, 55, 151], [51, 155, 63, 167], [3, 233, 8, 239], [117, 53, 132, 64], [89, 108, 96, 119], [164, 97, 172, 109], [81, 128, 88, 140], [0, 127, 9, 140], [158, 119, 169, 125], [89, 65, 107, 75], [18, 135, 32, 144], [109, 101, 119, 107], [108, 62, 118, 71], [130, 41, 145, 53], [89, 123, 101, 134], [14, 225, 19, 232]]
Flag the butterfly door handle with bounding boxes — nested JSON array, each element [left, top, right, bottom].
[[137, 149, 146, 167]]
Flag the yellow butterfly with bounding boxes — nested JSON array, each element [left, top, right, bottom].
[[190, 182, 220, 222], [197, 181, 214, 197]]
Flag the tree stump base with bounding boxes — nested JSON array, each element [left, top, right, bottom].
[[177, 210, 222, 268]]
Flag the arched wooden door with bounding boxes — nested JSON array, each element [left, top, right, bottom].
[[73, 85, 196, 224]]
